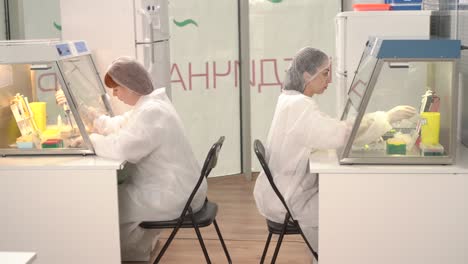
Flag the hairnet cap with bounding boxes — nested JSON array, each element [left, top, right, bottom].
[[283, 47, 329, 93], [105, 57, 154, 95]]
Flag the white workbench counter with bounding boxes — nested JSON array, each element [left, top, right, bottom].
[[0, 252, 36, 264], [0, 155, 124, 170], [0, 156, 125, 264], [312, 145, 468, 264]]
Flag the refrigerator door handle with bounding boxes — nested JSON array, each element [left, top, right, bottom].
[[152, 5, 161, 30], [137, 5, 161, 39], [142, 43, 155, 72], [336, 71, 347, 78], [138, 7, 156, 43], [138, 8, 152, 25]]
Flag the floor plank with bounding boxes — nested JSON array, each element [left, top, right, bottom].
[[124, 174, 314, 263]]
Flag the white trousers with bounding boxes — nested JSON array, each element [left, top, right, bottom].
[[118, 185, 161, 261], [120, 222, 161, 261], [301, 225, 319, 256]]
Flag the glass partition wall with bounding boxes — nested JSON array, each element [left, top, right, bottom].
[[169, 0, 241, 176], [170, 0, 342, 174], [0, 0, 6, 40], [249, 0, 342, 171]]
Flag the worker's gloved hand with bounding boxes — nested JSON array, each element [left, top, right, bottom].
[[386, 105, 417, 123], [69, 136, 84, 148], [55, 89, 67, 106], [80, 106, 101, 121], [79, 106, 103, 132]]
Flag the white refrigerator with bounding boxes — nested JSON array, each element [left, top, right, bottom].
[[335, 11, 432, 115], [60, 0, 171, 114]]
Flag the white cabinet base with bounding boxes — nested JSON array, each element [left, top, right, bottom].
[[320, 173, 468, 264], [0, 167, 121, 264]]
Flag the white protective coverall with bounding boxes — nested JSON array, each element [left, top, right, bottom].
[[253, 90, 392, 252], [89, 88, 207, 260]]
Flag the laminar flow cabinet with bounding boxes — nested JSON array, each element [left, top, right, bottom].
[[0, 40, 113, 156], [339, 38, 461, 164]]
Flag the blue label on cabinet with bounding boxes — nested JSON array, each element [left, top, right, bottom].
[[74, 41, 88, 53], [56, 44, 71, 57]]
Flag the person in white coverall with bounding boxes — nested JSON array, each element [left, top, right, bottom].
[[253, 47, 416, 258], [57, 57, 207, 261]]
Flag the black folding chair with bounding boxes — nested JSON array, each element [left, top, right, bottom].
[[139, 136, 232, 264], [253, 139, 318, 264]]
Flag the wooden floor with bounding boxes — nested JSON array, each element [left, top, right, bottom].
[[124, 174, 314, 264]]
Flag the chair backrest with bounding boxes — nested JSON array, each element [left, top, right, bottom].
[[178, 136, 225, 218], [253, 139, 295, 220], [200, 136, 225, 179]]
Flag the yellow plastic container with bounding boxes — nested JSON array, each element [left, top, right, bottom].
[[420, 112, 440, 145], [41, 128, 60, 141], [29, 102, 47, 131]]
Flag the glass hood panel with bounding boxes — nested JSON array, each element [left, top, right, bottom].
[[59, 56, 111, 131]]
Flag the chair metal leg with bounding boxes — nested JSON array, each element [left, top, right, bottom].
[[213, 219, 232, 264], [271, 214, 290, 264], [153, 225, 182, 264], [271, 231, 286, 264], [260, 232, 273, 264], [193, 223, 212, 264]]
